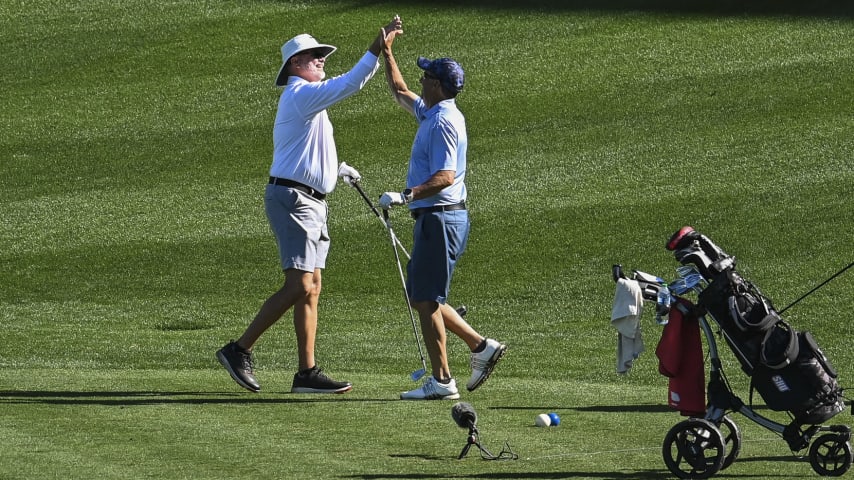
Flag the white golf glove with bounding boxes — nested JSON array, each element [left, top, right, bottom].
[[379, 191, 407, 209], [337, 162, 361, 187]]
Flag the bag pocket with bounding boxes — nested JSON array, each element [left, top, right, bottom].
[[751, 331, 845, 424], [727, 285, 778, 332], [760, 321, 799, 369]]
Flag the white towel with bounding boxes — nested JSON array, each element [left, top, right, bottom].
[[617, 329, 644, 374], [611, 278, 645, 373]]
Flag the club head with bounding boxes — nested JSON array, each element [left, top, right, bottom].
[[667, 226, 697, 251], [410, 368, 427, 382]]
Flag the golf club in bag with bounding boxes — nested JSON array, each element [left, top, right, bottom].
[[779, 261, 854, 314]]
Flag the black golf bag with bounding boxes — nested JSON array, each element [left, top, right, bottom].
[[666, 227, 846, 425]]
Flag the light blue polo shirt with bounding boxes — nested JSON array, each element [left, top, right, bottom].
[[406, 98, 467, 209]]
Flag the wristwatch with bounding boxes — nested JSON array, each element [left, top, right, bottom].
[[402, 188, 414, 203]]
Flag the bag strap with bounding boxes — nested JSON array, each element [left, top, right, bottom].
[[760, 321, 799, 369], [728, 294, 778, 332]]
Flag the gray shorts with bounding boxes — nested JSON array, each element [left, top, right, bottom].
[[264, 184, 329, 272]]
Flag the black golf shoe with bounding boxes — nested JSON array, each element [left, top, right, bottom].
[[291, 366, 352, 394], [216, 341, 260, 392]]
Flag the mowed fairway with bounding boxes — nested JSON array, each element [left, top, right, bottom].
[[2, 1, 852, 478]]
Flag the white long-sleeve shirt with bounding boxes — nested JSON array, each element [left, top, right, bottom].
[[270, 52, 380, 194]]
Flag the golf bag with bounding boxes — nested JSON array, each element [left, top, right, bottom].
[[666, 227, 846, 425]]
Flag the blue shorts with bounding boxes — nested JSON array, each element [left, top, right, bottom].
[[406, 209, 470, 303], [264, 184, 329, 272]]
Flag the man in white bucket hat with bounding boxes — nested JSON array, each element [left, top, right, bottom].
[[217, 16, 403, 394]]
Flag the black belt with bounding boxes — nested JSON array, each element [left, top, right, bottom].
[[411, 201, 467, 219], [268, 177, 326, 200]]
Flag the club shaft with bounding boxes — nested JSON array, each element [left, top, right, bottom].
[[353, 181, 382, 218], [353, 182, 410, 259], [383, 209, 428, 374], [349, 180, 424, 375], [779, 261, 854, 314]]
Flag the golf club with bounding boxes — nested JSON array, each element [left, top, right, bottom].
[[344, 175, 469, 381], [381, 208, 428, 381], [348, 178, 468, 319], [351, 180, 410, 259], [779, 260, 854, 314]]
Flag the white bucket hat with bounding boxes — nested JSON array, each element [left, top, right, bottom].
[[275, 34, 337, 86]]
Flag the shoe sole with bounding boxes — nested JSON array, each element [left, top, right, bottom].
[[467, 344, 508, 392], [216, 350, 260, 393], [291, 385, 353, 394]]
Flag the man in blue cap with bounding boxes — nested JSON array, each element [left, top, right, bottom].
[[379, 18, 507, 400]]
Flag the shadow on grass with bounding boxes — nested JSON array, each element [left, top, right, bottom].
[[736, 454, 808, 464], [319, 0, 854, 18], [0, 390, 393, 406], [342, 470, 670, 479], [346, 455, 809, 479], [491, 404, 781, 414], [342, 469, 802, 479], [490, 404, 675, 413]]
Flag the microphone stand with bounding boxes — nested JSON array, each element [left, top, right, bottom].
[[453, 406, 517, 461], [458, 424, 499, 459]]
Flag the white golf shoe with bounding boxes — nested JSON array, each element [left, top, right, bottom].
[[400, 376, 460, 400], [466, 338, 507, 391]]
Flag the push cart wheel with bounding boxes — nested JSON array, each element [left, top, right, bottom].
[[808, 433, 852, 477], [662, 418, 726, 479], [718, 415, 741, 470]]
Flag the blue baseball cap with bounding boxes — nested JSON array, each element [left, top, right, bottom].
[[417, 56, 464, 95]]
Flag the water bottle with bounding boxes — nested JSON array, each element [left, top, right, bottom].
[[656, 284, 671, 325]]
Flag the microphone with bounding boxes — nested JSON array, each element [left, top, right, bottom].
[[451, 402, 517, 461], [451, 402, 477, 430]]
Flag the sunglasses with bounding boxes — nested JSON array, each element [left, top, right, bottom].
[[422, 71, 438, 80], [304, 49, 327, 59]]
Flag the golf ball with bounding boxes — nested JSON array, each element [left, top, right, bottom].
[[548, 412, 561, 426], [535, 413, 551, 427]]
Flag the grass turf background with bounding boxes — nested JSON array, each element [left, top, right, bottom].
[[1, 1, 852, 478]]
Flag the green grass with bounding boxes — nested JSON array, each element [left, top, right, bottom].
[[2, 1, 853, 478]]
